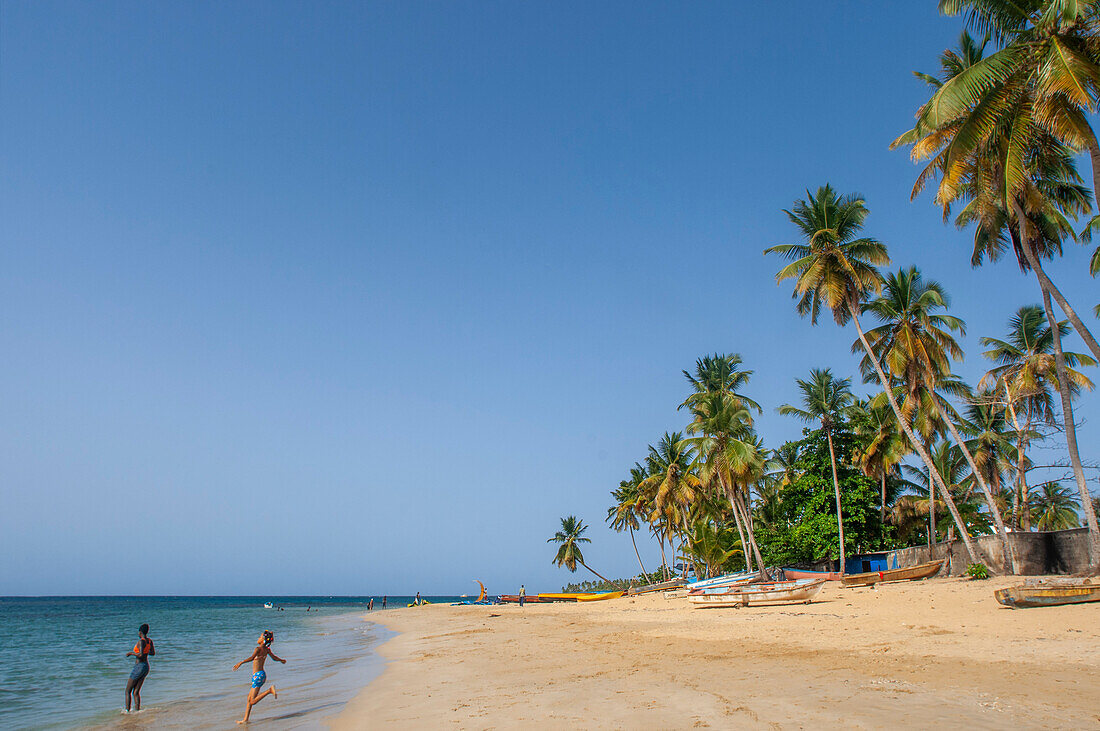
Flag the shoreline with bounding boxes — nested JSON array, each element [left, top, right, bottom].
[[330, 577, 1100, 728]]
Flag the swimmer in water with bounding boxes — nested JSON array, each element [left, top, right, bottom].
[[233, 630, 286, 723]]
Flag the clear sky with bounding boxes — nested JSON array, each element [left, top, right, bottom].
[[3, 2, 1098, 596]]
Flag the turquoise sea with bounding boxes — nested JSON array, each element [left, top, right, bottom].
[[0, 596, 460, 730]]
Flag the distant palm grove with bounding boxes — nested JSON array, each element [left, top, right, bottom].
[[556, 1, 1100, 583]]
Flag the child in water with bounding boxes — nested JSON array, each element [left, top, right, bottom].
[[233, 630, 286, 724]]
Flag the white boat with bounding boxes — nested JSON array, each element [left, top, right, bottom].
[[684, 570, 755, 590], [688, 579, 826, 607], [263, 602, 274, 609]]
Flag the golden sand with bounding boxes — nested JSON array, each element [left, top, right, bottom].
[[330, 577, 1100, 729]]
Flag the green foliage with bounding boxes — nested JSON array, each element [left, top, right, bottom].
[[677, 520, 743, 580], [966, 563, 990, 580], [563, 570, 666, 593], [757, 423, 893, 567]]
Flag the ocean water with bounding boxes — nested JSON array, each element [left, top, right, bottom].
[[0, 596, 459, 730]]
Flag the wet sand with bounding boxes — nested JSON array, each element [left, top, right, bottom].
[[330, 577, 1100, 729]]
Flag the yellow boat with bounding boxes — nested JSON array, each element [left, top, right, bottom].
[[575, 591, 624, 602], [537, 593, 592, 601]]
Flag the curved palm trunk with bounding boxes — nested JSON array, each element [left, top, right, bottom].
[[655, 530, 669, 581], [848, 302, 981, 566], [1014, 204, 1100, 569], [1041, 288, 1100, 571], [825, 428, 847, 575], [717, 472, 763, 577], [1014, 205, 1100, 362], [628, 524, 647, 577], [578, 560, 620, 588], [927, 464, 934, 550], [930, 397, 1018, 574]]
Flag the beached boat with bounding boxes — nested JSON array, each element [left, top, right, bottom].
[[536, 593, 588, 602], [498, 595, 543, 603], [685, 570, 755, 590], [841, 559, 945, 587], [994, 582, 1100, 609], [689, 579, 825, 607], [575, 591, 623, 602], [782, 568, 842, 581], [626, 578, 685, 595]]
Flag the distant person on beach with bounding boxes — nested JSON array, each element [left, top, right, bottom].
[[382, 596, 387, 609], [233, 630, 286, 724], [519, 585, 526, 607], [415, 592, 421, 606], [368, 598, 374, 611], [124, 623, 155, 712]]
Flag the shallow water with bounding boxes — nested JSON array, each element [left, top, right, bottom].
[[0, 596, 457, 730]]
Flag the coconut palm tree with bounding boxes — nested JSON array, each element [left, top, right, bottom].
[[606, 463, 649, 577], [858, 266, 1017, 573], [639, 433, 700, 574], [765, 187, 983, 566], [779, 368, 855, 574], [548, 515, 614, 584], [682, 392, 768, 579], [851, 396, 908, 525], [892, 13, 1100, 565], [961, 400, 1019, 526], [895, 6, 1100, 361], [678, 520, 743, 580], [680, 353, 762, 413], [1030, 481, 1082, 531], [980, 305, 1096, 527]]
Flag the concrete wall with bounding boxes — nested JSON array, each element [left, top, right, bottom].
[[885, 528, 1092, 576]]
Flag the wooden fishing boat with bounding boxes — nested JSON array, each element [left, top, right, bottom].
[[536, 593, 588, 602], [782, 568, 842, 581], [499, 595, 545, 603], [626, 578, 685, 595], [685, 570, 754, 590], [841, 559, 945, 587], [689, 579, 825, 607], [576, 591, 624, 602], [995, 582, 1100, 609]]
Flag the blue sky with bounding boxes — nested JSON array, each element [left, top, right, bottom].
[[2, 2, 1098, 595]]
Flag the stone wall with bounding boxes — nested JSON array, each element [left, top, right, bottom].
[[885, 528, 1092, 576]]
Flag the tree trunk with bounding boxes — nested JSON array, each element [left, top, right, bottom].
[[825, 428, 847, 575], [628, 524, 647, 578], [729, 485, 768, 580], [1089, 136, 1100, 217], [578, 560, 620, 588], [931, 397, 1017, 574], [727, 488, 753, 572], [880, 472, 887, 527], [1014, 199, 1100, 569], [928, 463, 934, 550], [656, 531, 669, 581], [1002, 381, 1029, 530], [1014, 203, 1100, 362], [848, 302, 982, 565], [1041, 287, 1100, 571]]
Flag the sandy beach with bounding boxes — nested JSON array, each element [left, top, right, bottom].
[[331, 578, 1100, 729]]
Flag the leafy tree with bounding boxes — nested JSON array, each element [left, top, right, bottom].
[[757, 424, 889, 569], [678, 520, 743, 580], [606, 463, 649, 576]]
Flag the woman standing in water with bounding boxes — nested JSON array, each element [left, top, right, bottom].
[[124, 623, 155, 712]]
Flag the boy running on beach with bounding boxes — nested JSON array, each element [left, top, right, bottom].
[[233, 630, 286, 724]]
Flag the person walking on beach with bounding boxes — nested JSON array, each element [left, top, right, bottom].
[[519, 584, 526, 608], [382, 595, 387, 609], [124, 623, 155, 712], [233, 630, 286, 724]]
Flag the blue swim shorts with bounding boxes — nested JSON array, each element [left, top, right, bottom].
[[251, 670, 266, 689]]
